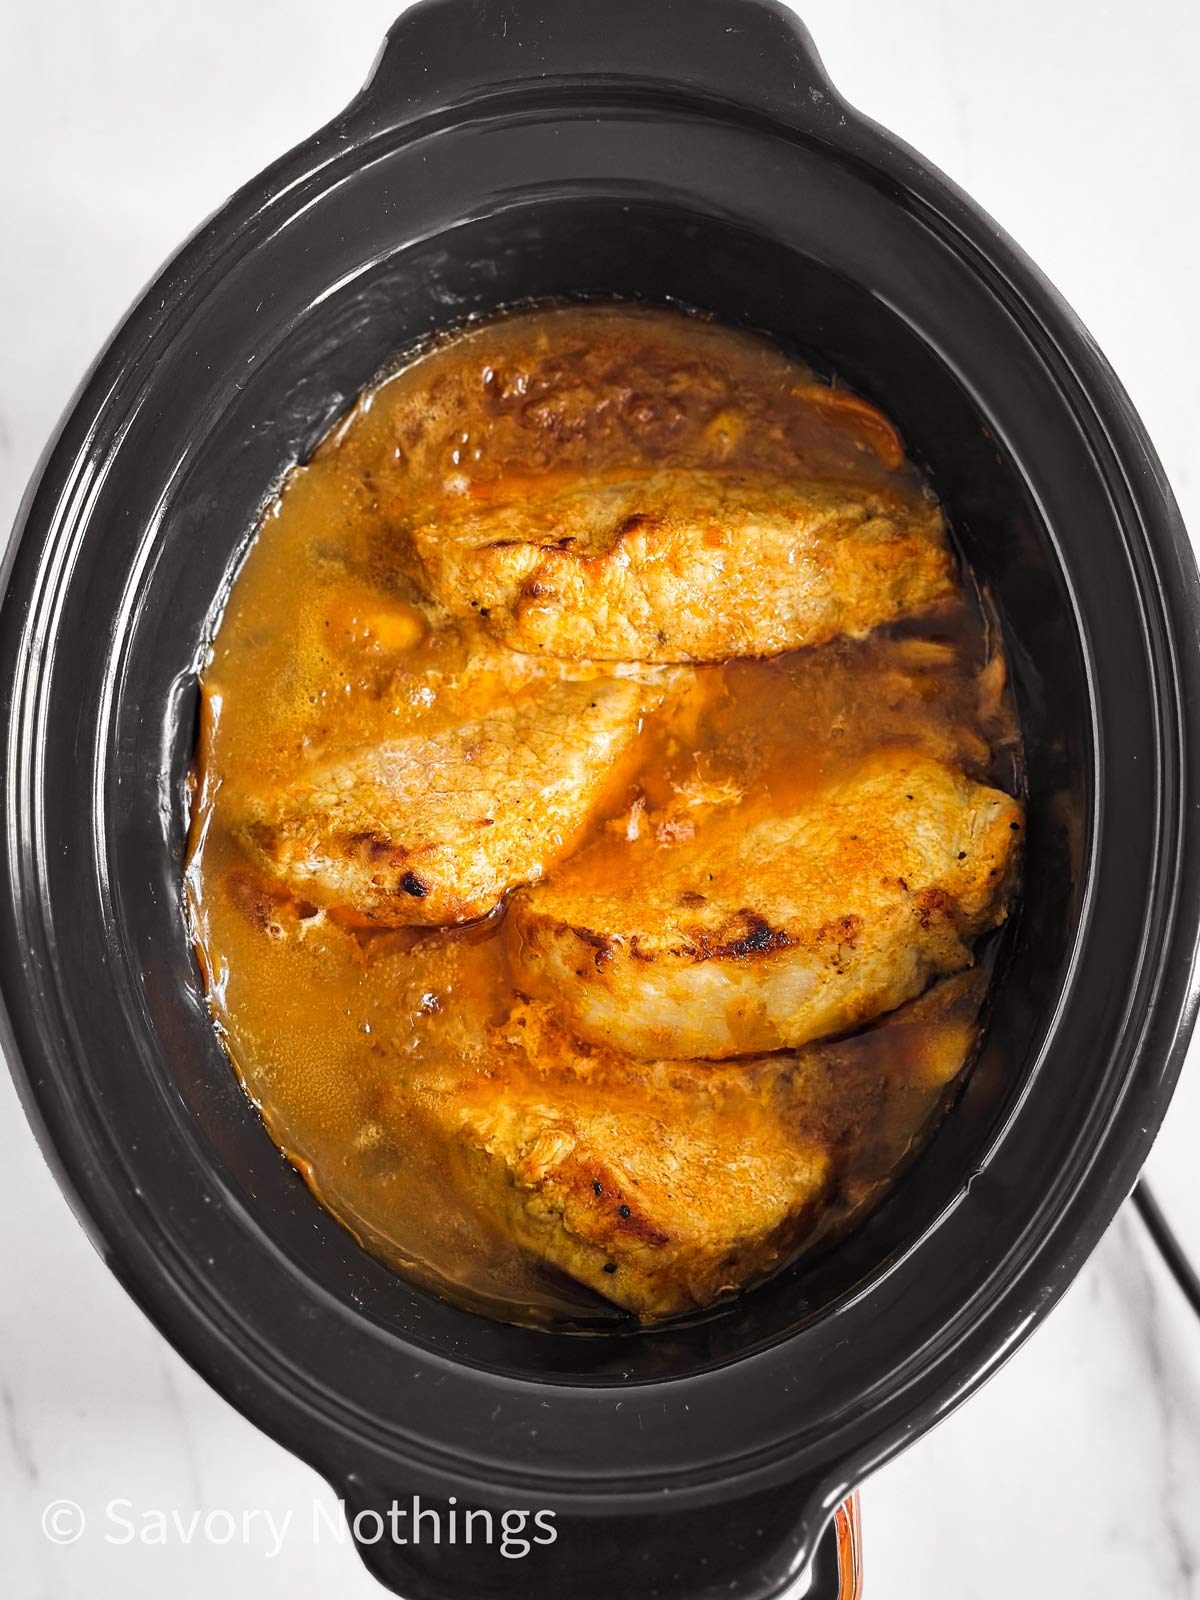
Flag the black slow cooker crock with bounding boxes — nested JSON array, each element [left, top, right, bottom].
[[3, 2, 1198, 1596]]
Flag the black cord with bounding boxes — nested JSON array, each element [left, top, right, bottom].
[[1132, 1180, 1200, 1322]]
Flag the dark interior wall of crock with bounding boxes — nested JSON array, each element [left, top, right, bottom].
[[117, 199, 1086, 1382]]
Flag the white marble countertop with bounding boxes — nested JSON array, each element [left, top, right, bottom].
[[2, 2, 1199, 1595]]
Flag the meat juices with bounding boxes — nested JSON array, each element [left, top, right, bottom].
[[186, 304, 1023, 1324]]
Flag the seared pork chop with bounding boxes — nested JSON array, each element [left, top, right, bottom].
[[424, 975, 982, 1318], [507, 749, 1021, 1058], [412, 471, 955, 663], [237, 675, 658, 926]]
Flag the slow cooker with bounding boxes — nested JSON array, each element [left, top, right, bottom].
[[3, 1, 1198, 1595]]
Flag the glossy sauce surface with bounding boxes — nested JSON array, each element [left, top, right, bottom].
[[186, 306, 1021, 1326]]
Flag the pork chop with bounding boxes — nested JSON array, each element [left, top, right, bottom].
[[412, 470, 956, 662], [506, 749, 1021, 1058], [237, 675, 658, 926], [424, 974, 983, 1318]]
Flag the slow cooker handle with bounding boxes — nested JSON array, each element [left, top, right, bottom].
[[336, 1472, 854, 1600], [352, 0, 843, 135]]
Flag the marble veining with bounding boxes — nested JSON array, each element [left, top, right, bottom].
[[1111, 1215, 1200, 1593]]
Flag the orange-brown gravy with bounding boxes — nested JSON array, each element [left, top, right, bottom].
[[186, 305, 1021, 1326]]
